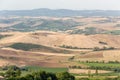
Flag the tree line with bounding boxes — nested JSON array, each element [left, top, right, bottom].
[[0, 65, 75, 80]]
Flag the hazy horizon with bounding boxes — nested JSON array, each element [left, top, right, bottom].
[[0, 0, 120, 10]]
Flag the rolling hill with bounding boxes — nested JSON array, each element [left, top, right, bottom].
[[0, 31, 120, 67], [0, 31, 120, 48], [1, 9, 120, 17], [0, 12, 120, 68]]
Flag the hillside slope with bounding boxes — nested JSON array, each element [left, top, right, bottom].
[[0, 31, 120, 48]]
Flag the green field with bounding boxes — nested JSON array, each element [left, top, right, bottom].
[[81, 62, 120, 68], [21, 66, 68, 76], [24, 66, 68, 72], [76, 62, 120, 75], [8, 43, 71, 54]]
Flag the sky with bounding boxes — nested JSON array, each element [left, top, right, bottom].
[[0, 0, 120, 10]]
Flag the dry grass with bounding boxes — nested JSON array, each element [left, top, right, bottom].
[[1, 31, 120, 48], [68, 69, 111, 74], [0, 16, 120, 67]]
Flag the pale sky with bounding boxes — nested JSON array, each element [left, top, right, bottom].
[[0, 0, 120, 10]]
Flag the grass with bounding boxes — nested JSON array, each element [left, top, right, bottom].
[[25, 66, 68, 72], [21, 66, 68, 76], [9, 43, 46, 51], [8, 43, 71, 54]]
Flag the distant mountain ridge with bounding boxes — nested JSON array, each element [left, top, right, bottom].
[[0, 8, 120, 16]]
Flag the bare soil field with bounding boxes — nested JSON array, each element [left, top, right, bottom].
[[0, 48, 75, 67], [68, 69, 111, 74], [75, 49, 120, 62]]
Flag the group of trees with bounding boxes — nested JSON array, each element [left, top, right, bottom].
[[88, 66, 117, 71], [79, 60, 120, 64], [0, 65, 22, 79], [108, 61, 120, 64], [0, 34, 12, 39], [60, 45, 80, 49], [69, 66, 82, 69], [6, 71, 75, 80], [59, 45, 91, 50], [93, 46, 115, 51], [99, 41, 108, 45], [0, 65, 75, 80], [60, 45, 115, 51]]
